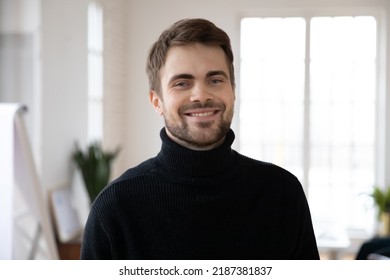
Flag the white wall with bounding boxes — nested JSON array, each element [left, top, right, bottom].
[[0, 0, 40, 33], [0, 0, 41, 171], [40, 0, 89, 189], [0, 0, 89, 191]]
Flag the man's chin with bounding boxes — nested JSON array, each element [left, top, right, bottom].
[[165, 118, 231, 149], [183, 127, 229, 148]]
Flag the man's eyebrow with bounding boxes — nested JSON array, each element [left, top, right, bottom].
[[168, 73, 194, 84], [206, 70, 229, 79]]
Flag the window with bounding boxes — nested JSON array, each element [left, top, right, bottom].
[[240, 16, 377, 232], [87, 1, 103, 142]]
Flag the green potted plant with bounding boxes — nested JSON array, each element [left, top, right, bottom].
[[72, 142, 119, 203], [370, 186, 390, 236]]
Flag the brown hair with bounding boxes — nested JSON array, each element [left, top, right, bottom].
[[146, 18, 235, 95]]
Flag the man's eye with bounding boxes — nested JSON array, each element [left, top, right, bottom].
[[174, 81, 189, 87], [210, 79, 223, 85]]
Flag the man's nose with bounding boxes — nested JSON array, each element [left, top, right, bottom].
[[189, 83, 214, 102]]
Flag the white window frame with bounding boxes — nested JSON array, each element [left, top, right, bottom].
[[237, 7, 388, 232]]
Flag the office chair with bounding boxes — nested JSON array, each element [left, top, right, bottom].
[[355, 237, 390, 260]]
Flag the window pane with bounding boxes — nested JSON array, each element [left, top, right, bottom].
[[239, 17, 305, 181], [88, 53, 103, 99], [240, 15, 377, 233], [88, 2, 103, 52], [88, 100, 103, 141], [87, 2, 103, 142], [309, 16, 376, 230]]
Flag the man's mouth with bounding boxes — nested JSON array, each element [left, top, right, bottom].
[[180, 100, 224, 118], [186, 111, 217, 117]]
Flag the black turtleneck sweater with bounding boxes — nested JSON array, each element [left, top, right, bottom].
[[80, 129, 319, 260]]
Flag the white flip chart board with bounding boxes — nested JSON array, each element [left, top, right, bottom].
[[0, 103, 59, 259]]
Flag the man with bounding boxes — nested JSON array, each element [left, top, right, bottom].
[[80, 18, 319, 260]]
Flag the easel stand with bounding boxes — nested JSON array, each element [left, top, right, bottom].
[[0, 103, 59, 259]]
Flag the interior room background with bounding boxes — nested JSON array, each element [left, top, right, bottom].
[[1, 0, 390, 259]]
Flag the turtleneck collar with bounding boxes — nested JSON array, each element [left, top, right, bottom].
[[155, 128, 236, 177]]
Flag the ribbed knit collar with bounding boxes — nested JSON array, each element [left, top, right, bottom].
[[156, 128, 236, 177]]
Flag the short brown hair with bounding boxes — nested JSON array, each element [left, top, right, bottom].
[[146, 18, 235, 94]]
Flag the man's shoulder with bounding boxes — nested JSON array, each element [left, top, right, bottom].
[[235, 151, 272, 167], [115, 158, 156, 180], [91, 158, 158, 207], [234, 151, 300, 182], [235, 151, 282, 170], [106, 158, 160, 191]]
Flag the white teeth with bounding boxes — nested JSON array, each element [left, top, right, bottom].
[[190, 111, 214, 117]]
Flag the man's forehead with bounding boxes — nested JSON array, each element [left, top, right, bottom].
[[166, 43, 224, 58], [161, 44, 229, 78]]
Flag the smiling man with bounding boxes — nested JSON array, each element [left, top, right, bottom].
[[80, 18, 320, 260], [150, 42, 235, 150]]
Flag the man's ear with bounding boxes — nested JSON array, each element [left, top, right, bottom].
[[149, 90, 163, 115]]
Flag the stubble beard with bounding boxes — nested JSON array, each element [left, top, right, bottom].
[[164, 101, 234, 149]]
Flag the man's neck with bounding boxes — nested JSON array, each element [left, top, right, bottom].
[[165, 128, 226, 151]]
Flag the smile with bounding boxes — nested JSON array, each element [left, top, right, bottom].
[[183, 109, 221, 118], [188, 111, 216, 117]]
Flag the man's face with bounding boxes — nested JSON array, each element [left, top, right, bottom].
[[150, 43, 235, 150]]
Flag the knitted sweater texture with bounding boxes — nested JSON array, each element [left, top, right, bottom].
[[80, 129, 319, 259]]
